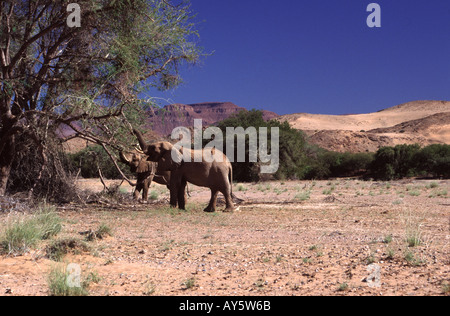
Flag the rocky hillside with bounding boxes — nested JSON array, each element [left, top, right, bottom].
[[62, 102, 279, 152], [280, 100, 450, 153], [145, 102, 279, 136], [63, 100, 449, 154]]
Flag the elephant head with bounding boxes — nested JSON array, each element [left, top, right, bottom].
[[134, 128, 183, 171], [145, 142, 184, 172], [119, 151, 153, 174]]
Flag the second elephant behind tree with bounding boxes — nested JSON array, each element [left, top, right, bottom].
[[119, 151, 170, 202]]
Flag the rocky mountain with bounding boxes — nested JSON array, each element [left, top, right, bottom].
[[62, 102, 279, 152], [145, 102, 279, 136], [63, 99, 449, 154], [279, 100, 450, 153]]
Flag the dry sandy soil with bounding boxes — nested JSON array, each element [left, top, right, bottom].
[[0, 179, 449, 296]]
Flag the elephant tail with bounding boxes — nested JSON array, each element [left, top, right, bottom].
[[229, 166, 243, 202], [228, 165, 237, 199], [228, 166, 233, 196]]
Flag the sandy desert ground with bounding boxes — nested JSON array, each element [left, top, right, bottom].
[[0, 178, 449, 296]]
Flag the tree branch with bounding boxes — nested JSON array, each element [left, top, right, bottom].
[[139, 56, 175, 81], [8, 19, 66, 70], [99, 142, 137, 187]]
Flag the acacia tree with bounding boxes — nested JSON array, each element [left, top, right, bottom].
[[0, 0, 200, 196]]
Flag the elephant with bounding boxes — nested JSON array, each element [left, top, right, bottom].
[[119, 151, 170, 202], [134, 129, 235, 212]]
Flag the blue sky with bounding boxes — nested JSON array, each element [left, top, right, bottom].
[[149, 0, 450, 115]]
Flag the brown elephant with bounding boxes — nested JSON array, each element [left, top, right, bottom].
[[134, 130, 235, 212], [119, 151, 170, 202]]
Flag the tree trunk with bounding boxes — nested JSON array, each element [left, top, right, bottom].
[[0, 134, 15, 196], [0, 92, 17, 196]]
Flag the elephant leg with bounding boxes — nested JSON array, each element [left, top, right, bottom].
[[168, 181, 179, 208], [203, 190, 219, 213], [133, 184, 142, 200], [142, 176, 153, 203], [177, 180, 187, 210], [169, 188, 178, 208], [142, 183, 149, 202], [221, 185, 235, 213]]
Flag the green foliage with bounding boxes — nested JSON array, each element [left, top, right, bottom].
[[302, 143, 449, 181], [303, 150, 374, 179], [212, 112, 449, 182], [1, 205, 62, 255], [369, 144, 450, 180], [276, 120, 309, 180], [67, 146, 131, 179], [377, 144, 421, 179], [47, 265, 90, 296], [216, 110, 307, 182], [414, 144, 450, 178], [0, 0, 202, 198]]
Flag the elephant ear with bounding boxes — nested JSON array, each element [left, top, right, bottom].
[[158, 145, 184, 171], [137, 160, 153, 173]]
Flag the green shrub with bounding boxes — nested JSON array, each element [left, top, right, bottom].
[[302, 149, 374, 179], [47, 264, 89, 296], [369, 145, 421, 180], [369, 144, 450, 180], [150, 190, 160, 200], [216, 110, 308, 182], [0, 205, 62, 255], [213, 112, 450, 182], [295, 191, 311, 201], [415, 144, 450, 178], [67, 145, 131, 179]]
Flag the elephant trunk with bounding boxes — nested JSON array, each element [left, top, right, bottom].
[[133, 129, 149, 153]]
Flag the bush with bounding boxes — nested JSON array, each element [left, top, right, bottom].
[[370, 144, 450, 180], [7, 134, 76, 203], [333, 152, 374, 177], [207, 110, 450, 182], [47, 264, 89, 296], [67, 145, 130, 179], [415, 144, 450, 178], [302, 149, 374, 179], [369, 144, 421, 180], [216, 110, 308, 182], [1, 205, 62, 255]]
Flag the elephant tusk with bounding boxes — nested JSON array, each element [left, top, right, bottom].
[[119, 151, 132, 164], [134, 145, 145, 155]]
